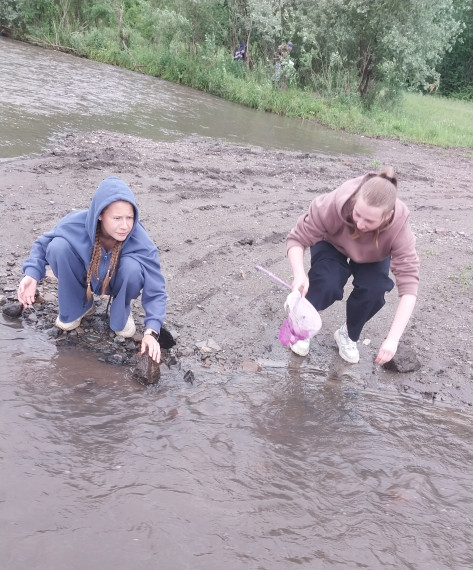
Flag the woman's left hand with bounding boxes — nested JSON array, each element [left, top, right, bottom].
[[375, 338, 398, 365], [141, 335, 161, 363]]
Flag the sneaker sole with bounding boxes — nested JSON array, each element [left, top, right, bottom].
[[334, 330, 359, 364], [290, 341, 310, 357]]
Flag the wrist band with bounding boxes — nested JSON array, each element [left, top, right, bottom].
[[144, 329, 160, 342]]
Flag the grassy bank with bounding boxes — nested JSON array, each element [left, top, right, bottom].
[[24, 27, 473, 149]]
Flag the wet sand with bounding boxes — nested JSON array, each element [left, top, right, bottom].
[[1, 131, 471, 408]]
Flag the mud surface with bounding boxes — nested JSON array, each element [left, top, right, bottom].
[[1, 131, 471, 407]]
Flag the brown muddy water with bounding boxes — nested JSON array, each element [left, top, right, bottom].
[[1, 38, 472, 569], [0, 38, 371, 159], [2, 315, 472, 569]]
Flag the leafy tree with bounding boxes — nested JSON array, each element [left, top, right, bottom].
[[2, 0, 469, 104], [293, 0, 464, 105], [225, 0, 298, 64], [0, 0, 29, 33], [437, 0, 472, 99], [222, 0, 465, 103], [0, 0, 60, 32]]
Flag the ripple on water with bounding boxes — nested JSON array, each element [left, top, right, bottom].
[[1, 318, 472, 568]]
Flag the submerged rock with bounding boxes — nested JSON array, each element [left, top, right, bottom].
[[2, 302, 24, 318], [132, 353, 161, 385], [106, 353, 127, 365]]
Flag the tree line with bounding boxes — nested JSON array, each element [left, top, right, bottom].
[[1, 0, 471, 104]]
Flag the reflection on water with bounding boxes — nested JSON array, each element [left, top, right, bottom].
[[1, 317, 472, 569], [0, 38, 372, 159]]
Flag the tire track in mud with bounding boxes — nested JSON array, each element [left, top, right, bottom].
[[1, 131, 471, 407]]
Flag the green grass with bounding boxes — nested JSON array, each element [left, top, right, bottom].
[[364, 93, 473, 147], [306, 92, 473, 148]]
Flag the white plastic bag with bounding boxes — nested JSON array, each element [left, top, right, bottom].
[[278, 290, 322, 346]]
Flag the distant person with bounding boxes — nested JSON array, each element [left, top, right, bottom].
[[17, 177, 167, 363], [273, 41, 293, 86], [286, 167, 419, 365], [233, 41, 246, 61]]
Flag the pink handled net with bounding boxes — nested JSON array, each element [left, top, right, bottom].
[[256, 266, 322, 346]]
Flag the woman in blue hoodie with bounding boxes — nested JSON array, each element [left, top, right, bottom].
[[17, 177, 167, 363]]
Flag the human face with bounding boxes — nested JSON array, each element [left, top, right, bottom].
[[98, 201, 134, 242], [352, 195, 392, 233]]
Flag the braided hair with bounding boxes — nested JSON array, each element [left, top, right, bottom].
[[86, 226, 123, 301]]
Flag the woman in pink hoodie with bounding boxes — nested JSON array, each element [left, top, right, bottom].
[[286, 167, 419, 365]]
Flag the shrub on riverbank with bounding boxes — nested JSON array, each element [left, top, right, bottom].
[[2, 0, 471, 148]]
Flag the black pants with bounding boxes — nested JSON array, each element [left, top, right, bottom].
[[306, 242, 394, 341]]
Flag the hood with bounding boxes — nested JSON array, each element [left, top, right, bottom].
[[85, 177, 139, 242]]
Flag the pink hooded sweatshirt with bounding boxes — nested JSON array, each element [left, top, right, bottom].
[[286, 173, 419, 296]]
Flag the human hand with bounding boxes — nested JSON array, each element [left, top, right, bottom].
[[17, 276, 38, 308], [375, 338, 399, 365], [141, 335, 161, 363], [291, 274, 309, 297]]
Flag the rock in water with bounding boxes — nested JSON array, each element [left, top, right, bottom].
[[2, 302, 24, 318], [183, 370, 195, 384], [132, 353, 161, 385]]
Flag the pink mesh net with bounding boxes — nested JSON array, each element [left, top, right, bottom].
[[278, 291, 322, 346]]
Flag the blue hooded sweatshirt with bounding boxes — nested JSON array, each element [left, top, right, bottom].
[[22, 177, 167, 332]]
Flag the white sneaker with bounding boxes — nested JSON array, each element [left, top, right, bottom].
[[290, 338, 310, 356], [115, 313, 136, 338], [334, 324, 359, 363], [55, 304, 95, 331]]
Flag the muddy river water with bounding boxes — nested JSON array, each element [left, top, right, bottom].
[[1, 39, 472, 569]]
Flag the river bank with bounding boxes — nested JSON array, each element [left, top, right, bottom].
[[1, 131, 471, 408]]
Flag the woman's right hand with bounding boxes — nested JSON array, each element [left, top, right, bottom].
[[17, 276, 38, 308], [291, 274, 309, 296]]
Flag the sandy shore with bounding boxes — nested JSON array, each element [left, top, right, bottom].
[[1, 131, 471, 408]]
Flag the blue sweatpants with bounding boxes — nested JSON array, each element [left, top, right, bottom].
[[306, 241, 394, 341], [46, 237, 144, 331]]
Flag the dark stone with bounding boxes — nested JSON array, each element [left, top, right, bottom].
[[45, 326, 60, 339], [237, 237, 254, 246], [90, 318, 108, 333], [184, 370, 195, 384], [132, 353, 161, 385], [167, 354, 178, 366], [127, 355, 138, 366], [83, 333, 102, 344], [2, 302, 24, 318], [106, 353, 126, 365]]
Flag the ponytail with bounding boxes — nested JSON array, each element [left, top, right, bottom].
[[378, 166, 397, 189]]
